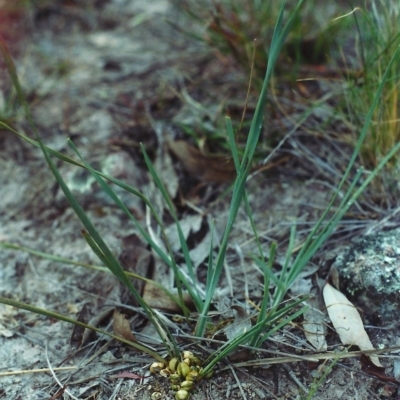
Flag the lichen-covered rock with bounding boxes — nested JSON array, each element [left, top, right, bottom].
[[333, 229, 400, 320]]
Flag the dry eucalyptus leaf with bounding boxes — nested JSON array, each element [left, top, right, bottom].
[[113, 310, 137, 343], [323, 283, 382, 367], [167, 140, 236, 183], [109, 371, 144, 380], [360, 354, 398, 383], [303, 305, 327, 351], [291, 278, 327, 351], [142, 282, 194, 312]]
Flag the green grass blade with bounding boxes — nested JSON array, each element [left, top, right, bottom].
[[242, 0, 305, 167], [81, 231, 104, 260], [275, 225, 296, 297], [225, 116, 241, 170], [0, 39, 35, 128], [226, 116, 266, 265], [195, 0, 306, 338], [205, 220, 215, 289], [249, 243, 276, 347], [257, 301, 308, 346], [253, 256, 285, 294]]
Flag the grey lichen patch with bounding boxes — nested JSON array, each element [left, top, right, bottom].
[[332, 228, 400, 319]]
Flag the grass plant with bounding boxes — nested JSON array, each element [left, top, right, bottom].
[[176, 0, 345, 85], [171, 0, 353, 170], [1, 1, 400, 397], [341, 1, 400, 200]]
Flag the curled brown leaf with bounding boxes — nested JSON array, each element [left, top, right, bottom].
[[167, 140, 236, 183]]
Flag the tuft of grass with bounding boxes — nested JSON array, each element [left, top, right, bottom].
[[175, 0, 345, 86], [169, 0, 353, 175], [0, 0, 308, 367], [342, 1, 400, 200], [1, 1, 400, 391]]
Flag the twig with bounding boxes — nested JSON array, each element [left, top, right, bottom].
[[283, 364, 309, 395], [45, 342, 79, 400], [0, 366, 76, 377], [228, 364, 248, 400]]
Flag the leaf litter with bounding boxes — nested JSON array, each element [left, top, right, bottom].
[[323, 283, 382, 367]]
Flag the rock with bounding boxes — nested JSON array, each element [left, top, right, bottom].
[[333, 229, 400, 320]]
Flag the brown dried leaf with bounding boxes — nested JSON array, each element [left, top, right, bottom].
[[167, 140, 236, 183], [360, 354, 397, 383], [323, 283, 382, 367], [142, 281, 194, 312], [113, 310, 137, 343], [109, 371, 145, 380]]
